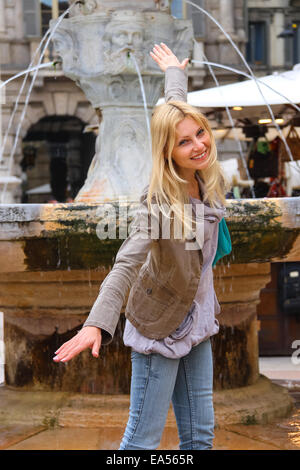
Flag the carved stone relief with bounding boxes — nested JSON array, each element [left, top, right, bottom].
[[102, 11, 146, 74], [112, 119, 149, 194]]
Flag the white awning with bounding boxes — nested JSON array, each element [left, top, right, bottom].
[[213, 125, 300, 141], [158, 64, 300, 108]]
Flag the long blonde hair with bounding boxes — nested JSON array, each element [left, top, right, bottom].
[[147, 100, 227, 234]]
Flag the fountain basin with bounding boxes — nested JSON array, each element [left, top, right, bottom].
[[0, 197, 299, 394], [1, 197, 299, 266]]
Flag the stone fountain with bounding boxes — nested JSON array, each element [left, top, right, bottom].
[[51, 0, 193, 202], [0, 0, 299, 433]]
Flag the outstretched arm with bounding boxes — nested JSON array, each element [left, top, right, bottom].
[[150, 43, 189, 103], [53, 199, 153, 363]]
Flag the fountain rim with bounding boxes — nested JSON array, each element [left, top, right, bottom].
[[0, 195, 299, 222]]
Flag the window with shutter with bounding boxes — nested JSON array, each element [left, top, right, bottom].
[[40, 0, 52, 36], [171, 0, 184, 19], [23, 0, 41, 37], [58, 1, 69, 16], [246, 21, 267, 65]]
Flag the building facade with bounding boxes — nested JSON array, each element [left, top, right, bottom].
[[0, 0, 299, 203], [0, 0, 97, 204]]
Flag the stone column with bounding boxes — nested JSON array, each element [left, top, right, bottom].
[[0, 1, 6, 34], [219, 0, 235, 35], [270, 11, 285, 68], [217, 0, 242, 67], [0, 103, 22, 204]]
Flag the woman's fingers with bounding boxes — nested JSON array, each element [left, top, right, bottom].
[[149, 51, 166, 71], [160, 43, 173, 55], [53, 326, 101, 363], [150, 43, 189, 72], [56, 343, 85, 362], [149, 51, 160, 63], [54, 337, 73, 355], [53, 339, 81, 362], [153, 45, 165, 59], [180, 58, 190, 70], [53, 343, 73, 359], [54, 332, 82, 355], [92, 335, 101, 358], [154, 44, 173, 61]]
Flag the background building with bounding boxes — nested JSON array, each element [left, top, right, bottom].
[[172, 0, 300, 78], [0, 0, 97, 204], [1, 0, 299, 203]]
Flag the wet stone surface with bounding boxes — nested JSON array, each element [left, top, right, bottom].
[[1, 384, 299, 450], [4, 316, 131, 394]]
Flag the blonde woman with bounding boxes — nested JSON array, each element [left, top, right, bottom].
[[53, 43, 230, 450]]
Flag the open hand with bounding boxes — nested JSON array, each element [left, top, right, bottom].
[[150, 43, 189, 72], [53, 326, 101, 363]]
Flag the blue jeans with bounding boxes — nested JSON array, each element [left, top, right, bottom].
[[119, 338, 214, 450]]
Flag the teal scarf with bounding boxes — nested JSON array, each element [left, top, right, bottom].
[[212, 218, 232, 267]]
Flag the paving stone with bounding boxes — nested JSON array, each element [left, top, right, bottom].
[[0, 424, 46, 450], [5, 426, 289, 451], [5, 427, 179, 450], [1, 377, 298, 451], [213, 429, 280, 450]]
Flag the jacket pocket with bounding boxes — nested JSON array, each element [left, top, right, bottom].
[[129, 268, 177, 322]]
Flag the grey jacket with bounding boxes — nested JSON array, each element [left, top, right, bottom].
[[83, 67, 204, 344]]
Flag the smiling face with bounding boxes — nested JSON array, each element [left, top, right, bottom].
[[171, 116, 211, 179]]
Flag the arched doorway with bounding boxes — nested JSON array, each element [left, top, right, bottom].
[[21, 115, 96, 203]]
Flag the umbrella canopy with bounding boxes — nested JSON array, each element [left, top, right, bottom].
[[212, 125, 300, 141], [186, 64, 300, 108]]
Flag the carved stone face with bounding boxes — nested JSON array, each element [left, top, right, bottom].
[[111, 28, 143, 50], [103, 17, 145, 73], [105, 22, 144, 53]]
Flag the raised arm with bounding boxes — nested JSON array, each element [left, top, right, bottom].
[[150, 43, 189, 102], [53, 44, 189, 364]]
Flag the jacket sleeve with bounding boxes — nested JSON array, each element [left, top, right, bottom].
[[164, 66, 188, 103], [83, 68, 187, 344], [83, 199, 153, 344]]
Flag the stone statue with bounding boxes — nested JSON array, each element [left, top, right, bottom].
[[52, 0, 193, 202]]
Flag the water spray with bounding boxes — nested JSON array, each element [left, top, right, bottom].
[[0, 3, 75, 203], [129, 52, 152, 154], [197, 48, 256, 198], [0, 29, 51, 163]]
